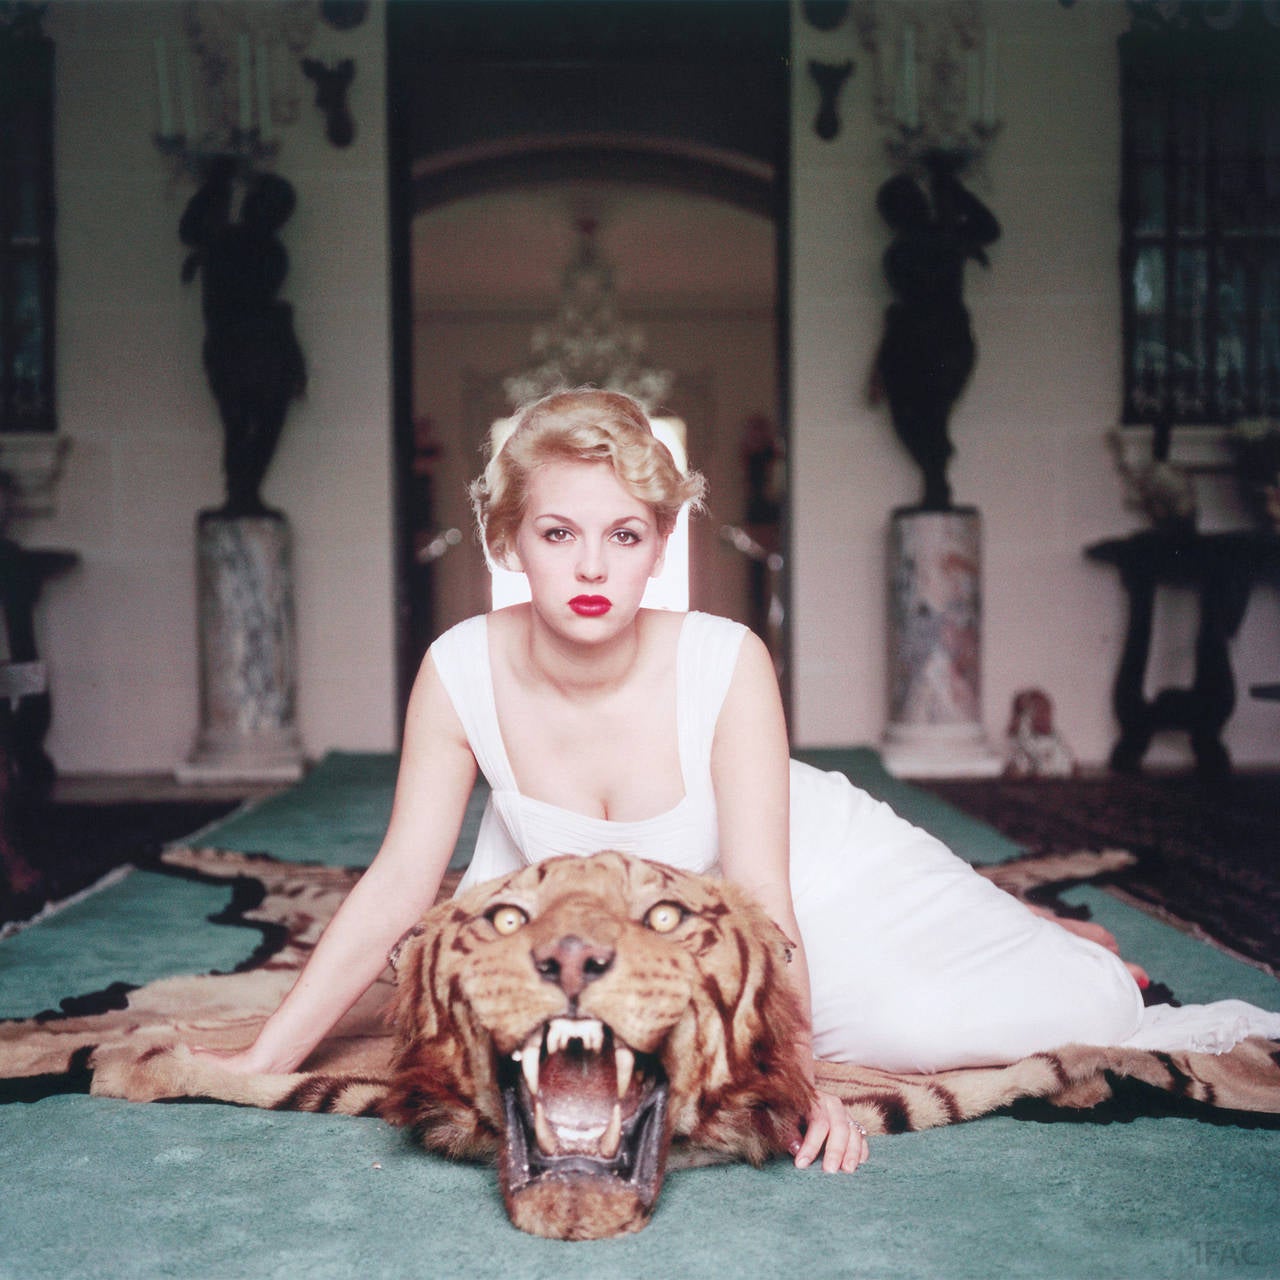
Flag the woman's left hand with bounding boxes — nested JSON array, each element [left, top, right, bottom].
[[793, 1091, 870, 1173]]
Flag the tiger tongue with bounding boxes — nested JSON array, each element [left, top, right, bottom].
[[538, 1042, 617, 1141]]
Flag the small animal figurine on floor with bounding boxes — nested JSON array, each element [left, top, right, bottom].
[[1005, 688, 1076, 779]]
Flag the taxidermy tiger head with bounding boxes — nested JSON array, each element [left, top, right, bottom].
[[382, 851, 814, 1240]]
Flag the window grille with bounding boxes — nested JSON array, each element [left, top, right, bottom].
[[1, 17, 56, 434], [1120, 10, 1280, 425]]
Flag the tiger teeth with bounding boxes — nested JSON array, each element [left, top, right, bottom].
[[521, 1040, 540, 1098], [515, 1020, 618, 1104], [533, 1100, 557, 1154], [600, 1103, 623, 1160], [615, 1044, 634, 1098], [545, 1017, 604, 1055]]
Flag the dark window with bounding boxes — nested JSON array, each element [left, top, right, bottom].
[[1, 14, 56, 433], [1120, 8, 1280, 424]]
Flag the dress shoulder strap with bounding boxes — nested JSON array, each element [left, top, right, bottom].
[[677, 612, 749, 775], [427, 614, 516, 791]]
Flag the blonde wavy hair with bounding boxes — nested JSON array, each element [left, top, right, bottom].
[[469, 388, 706, 566]]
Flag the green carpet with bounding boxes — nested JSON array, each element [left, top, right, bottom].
[[2, 750, 1278, 1280]]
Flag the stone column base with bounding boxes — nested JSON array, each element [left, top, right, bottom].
[[882, 506, 1001, 778], [881, 722, 1003, 778], [178, 511, 305, 786], [175, 727, 305, 785]]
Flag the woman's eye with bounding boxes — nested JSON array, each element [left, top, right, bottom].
[[612, 529, 640, 545], [644, 902, 685, 934], [488, 905, 529, 936], [542, 528, 572, 543]]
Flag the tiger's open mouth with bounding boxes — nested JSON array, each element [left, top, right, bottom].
[[497, 1016, 670, 1239]]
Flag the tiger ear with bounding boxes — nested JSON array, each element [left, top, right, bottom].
[[388, 922, 426, 973], [772, 922, 798, 965]]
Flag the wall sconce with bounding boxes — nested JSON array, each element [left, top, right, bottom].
[[852, 0, 1000, 171], [809, 59, 855, 141], [151, 2, 317, 179]]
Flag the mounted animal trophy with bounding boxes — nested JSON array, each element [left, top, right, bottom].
[[383, 852, 813, 1240]]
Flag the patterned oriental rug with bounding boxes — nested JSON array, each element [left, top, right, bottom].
[[3, 753, 1279, 1280], [1, 800, 241, 928], [920, 772, 1280, 973], [3, 843, 1279, 1134]]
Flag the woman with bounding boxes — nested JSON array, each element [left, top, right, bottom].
[[202, 389, 1279, 1173]]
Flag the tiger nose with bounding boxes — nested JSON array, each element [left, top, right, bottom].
[[532, 934, 615, 1001]]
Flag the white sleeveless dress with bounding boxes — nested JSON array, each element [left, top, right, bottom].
[[432, 611, 1280, 1073]]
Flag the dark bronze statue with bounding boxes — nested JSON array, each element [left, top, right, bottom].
[[871, 153, 1000, 511], [180, 158, 307, 517]]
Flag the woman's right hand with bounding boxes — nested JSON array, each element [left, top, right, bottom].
[[178, 655, 477, 1089]]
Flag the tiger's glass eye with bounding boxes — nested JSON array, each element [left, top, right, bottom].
[[488, 905, 528, 936], [644, 902, 685, 934]]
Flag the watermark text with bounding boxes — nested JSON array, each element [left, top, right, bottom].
[[1190, 1240, 1265, 1268]]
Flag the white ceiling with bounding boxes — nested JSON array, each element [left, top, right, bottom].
[[411, 181, 776, 313]]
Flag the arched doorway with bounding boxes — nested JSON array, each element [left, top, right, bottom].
[[387, 1, 791, 715]]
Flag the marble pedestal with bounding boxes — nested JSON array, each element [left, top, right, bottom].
[[176, 512, 305, 784], [882, 507, 1002, 778]]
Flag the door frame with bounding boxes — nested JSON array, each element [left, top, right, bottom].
[[385, 1, 794, 724]]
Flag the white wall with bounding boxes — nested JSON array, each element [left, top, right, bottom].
[[25, 0, 396, 772], [12, 0, 1278, 775], [789, 0, 1279, 767]]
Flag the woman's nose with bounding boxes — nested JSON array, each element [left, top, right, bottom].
[[576, 544, 606, 581]]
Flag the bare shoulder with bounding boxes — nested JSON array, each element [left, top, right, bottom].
[[636, 606, 687, 653], [728, 624, 778, 689], [405, 644, 470, 753], [485, 603, 528, 650], [486, 602, 530, 656], [488, 603, 529, 633], [718, 623, 786, 739]]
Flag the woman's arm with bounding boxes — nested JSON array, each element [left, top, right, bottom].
[[710, 629, 868, 1174], [197, 652, 478, 1074]]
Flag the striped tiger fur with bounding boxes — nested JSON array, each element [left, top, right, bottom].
[[381, 851, 813, 1237], [2, 843, 1278, 1232]]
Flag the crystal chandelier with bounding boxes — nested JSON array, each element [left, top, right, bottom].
[[504, 218, 674, 412]]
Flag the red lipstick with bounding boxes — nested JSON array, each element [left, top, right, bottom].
[[569, 595, 612, 617]]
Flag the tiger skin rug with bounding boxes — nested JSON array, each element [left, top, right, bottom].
[[3, 844, 1279, 1240]]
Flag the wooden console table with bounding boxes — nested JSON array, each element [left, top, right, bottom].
[[1, 540, 78, 893], [1085, 530, 1280, 779], [1, 540, 78, 796]]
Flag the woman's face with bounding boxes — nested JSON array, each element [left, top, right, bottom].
[[507, 460, 667, 637]]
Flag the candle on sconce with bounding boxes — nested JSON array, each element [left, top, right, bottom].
[[237, 33, 252, 132], [982, 30, 998, 128], [255, 41, 272, 139], [153, 38, 175, 138], [899, 25, 918, 131]]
